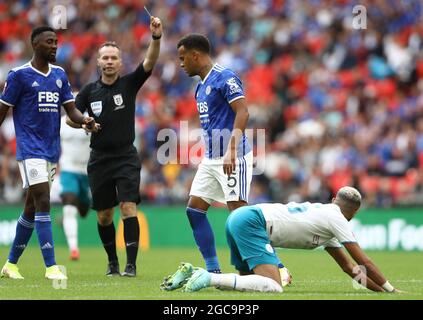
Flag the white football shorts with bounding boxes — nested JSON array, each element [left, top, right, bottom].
[[18, 158, 57, 189], [189, 151, 253, 204]]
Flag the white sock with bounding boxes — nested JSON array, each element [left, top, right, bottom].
[[210, 273, 283, 293], [63, 205, 78, 251]]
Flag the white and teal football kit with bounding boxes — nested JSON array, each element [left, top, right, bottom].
[[226, 202, 357, 271]]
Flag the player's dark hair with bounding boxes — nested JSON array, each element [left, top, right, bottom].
[[177, 34, 211, 54], [31, 26, 55, 43]]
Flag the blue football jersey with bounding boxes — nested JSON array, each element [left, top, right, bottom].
[[195, 64, 251, 158], [0, 62, 75, 163]]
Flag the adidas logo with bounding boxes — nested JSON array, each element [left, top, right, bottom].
[[229, 190, 237, 196], [41, 242, 53, 250], [31, 81, 39, 87], [15, 244, 26, 249]]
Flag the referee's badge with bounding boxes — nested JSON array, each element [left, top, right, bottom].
[[113, 94, 123, 106], [91, 101, 103, 117]]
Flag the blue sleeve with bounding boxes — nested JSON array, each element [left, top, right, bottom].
[[60, 72, 75, 105], [0, 71, 22, 107], [219, 71, 245, 104]]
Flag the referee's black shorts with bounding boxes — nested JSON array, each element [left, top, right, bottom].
[[87, 145, 141, 211]]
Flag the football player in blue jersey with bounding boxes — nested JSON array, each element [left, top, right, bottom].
[[162, 33, 256, 289], [0, 26, 99, 280]]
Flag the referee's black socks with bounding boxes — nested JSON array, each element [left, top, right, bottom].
[[123, 217, 140, 266], [97, 222, 118, 262]]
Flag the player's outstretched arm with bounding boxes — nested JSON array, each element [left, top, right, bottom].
[[0, 103, 10, 126], [329, 243, 400, 292], [325, 246, 385, 292], [142, 16, 162, 73], [63, 101, 100, 132]]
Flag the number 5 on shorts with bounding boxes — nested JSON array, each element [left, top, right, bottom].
[[227, 173, 237, 188]]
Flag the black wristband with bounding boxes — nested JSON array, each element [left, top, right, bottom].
[[152, 34, 162, 40]]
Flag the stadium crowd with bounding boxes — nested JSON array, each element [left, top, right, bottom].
[[1, 0, 423, 207]]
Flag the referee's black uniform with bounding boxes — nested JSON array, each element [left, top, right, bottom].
[[75, 63, 151, 211]]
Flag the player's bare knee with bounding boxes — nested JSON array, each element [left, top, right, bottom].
[[97, 215, 113, 226], [24, 199, 36, 216], [22, 211, 35, 221], [79, 205, 89, 218], [253, 264, 281, 286], [187, 196, 210, 211], [239, 270, 254, 276], [32, 192, 50, 212], [119, 202, 137, 219], [97, 209, 114, 225], [61, 193, 78, 206], [227, 200, 247, 212]]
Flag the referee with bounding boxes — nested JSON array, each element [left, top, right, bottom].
[[68, 16, 162, 277]]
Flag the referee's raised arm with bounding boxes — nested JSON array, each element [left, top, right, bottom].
[[142, 16, 163, 73], [63, 15, 162, 278]]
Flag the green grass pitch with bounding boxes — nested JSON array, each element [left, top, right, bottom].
[[0, 247, 422, 300]]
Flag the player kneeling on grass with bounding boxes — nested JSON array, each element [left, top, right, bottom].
[[161, 186, 401, 293]]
